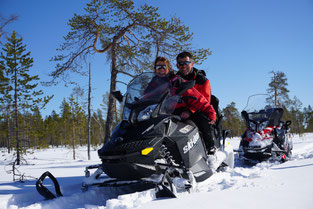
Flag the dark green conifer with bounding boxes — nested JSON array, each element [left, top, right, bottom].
[[0, 31, 52, 165]]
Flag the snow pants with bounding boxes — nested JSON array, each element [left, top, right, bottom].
[[185, 112, 216, 153]]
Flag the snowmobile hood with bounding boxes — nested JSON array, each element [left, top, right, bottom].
[[98, 116, 169, 157]]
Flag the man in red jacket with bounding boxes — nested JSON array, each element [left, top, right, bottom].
[[176, 52, 216, 154], [176, 51, 211, 104], [153, 56, 216, 154]]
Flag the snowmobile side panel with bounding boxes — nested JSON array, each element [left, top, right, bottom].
[[167, 122, 213, 182], [169, 123, 207, 169], [190, 158, 213, 182]]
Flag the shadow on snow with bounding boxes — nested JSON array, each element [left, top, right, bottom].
[[3, 175, 155, 208]]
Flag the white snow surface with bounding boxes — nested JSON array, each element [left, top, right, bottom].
[[1, 133, 313, 209]]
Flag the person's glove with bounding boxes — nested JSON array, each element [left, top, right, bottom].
[[208, 119, 215, 125], [180, 110, 191, 119]]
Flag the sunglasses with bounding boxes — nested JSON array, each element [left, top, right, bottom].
[[177, 61, 192, 66], [155, 65, 167, 70]]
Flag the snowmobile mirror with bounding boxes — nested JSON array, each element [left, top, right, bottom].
[[111, 91, 124, 103], [222, 129, 231, 147], [175, 80, 195, 96], [223, 130, 231, 139], [241, 111, 250, 128], [282, 120, 292, 130]]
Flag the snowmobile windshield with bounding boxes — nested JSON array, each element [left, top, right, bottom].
[[122, 72, 180, 122], [243, 94, 274, 113], [242, 94, 283, 130]]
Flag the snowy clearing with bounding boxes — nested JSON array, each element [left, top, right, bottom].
[[1, 133, 313, 209]]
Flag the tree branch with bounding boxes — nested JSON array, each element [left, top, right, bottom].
[[116, 80, 128, 86], [116, 70, 135, 78], [50, 45, 93, 80]]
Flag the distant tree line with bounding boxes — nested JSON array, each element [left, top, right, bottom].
[[2, 66, 313, 156], [0, 95, 112, 148]]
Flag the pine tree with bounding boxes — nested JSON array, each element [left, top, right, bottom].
[[0, 38, 12, 153], [45, 110, 60, 147], [0, 57, 9, 95], [68, 94, 86, 159], [288, 96, 304, 135], [31, 106, 46, 148], [0, 58, 12, 153], [92, 109, 105, 145], [0, 31, 51, 165], [60, 98, 71, 146], [266, 71, 290, 107], [49, 0, 212, 142], [303, 105, 313, 132], [70, 86, 87, 146], [222, 102, 245, 137]]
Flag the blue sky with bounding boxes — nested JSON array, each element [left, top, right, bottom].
[[1, 0, 313, 117]]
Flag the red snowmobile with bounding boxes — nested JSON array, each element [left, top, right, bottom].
[[235, 94, 292, 162]]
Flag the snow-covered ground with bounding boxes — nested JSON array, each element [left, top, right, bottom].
[[1, 133, 313, 209]]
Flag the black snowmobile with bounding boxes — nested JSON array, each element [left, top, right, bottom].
[[36, 72, 234, 199], [234, 94, 292, 163]]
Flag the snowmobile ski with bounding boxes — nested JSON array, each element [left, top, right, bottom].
[[36, 171, 63, 200]]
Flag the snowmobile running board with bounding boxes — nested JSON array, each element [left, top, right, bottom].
[[233, 149, 287, 153], [82, 178, 176, 198], [36, 170, 177, 200]]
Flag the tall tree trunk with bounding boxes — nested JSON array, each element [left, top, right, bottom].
[[99, 125, 102, 145], [87, 63, 91, 160], [79, 125, 82, 146], [6, 107, 11, 153], [61, 122, 65, 147], [14, 65, 20, 165], [275, 88, 278, 106], [23, 120, 26, 151], [72, 119, 76, 160], [104, 42, 118, 142], [274, 72, 278, 106], [14, 98, 19, 164]]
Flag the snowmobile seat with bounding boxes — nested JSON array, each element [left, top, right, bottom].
[[211, 95, 223, 146]]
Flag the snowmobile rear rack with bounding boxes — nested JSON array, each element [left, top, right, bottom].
[[36, 171, 63, 200]]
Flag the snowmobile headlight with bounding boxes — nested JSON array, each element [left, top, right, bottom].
[[249, 121, 257, 131], [123, 106, 131, 121], [141, 147, 154, 155], [137, 104, 157, 121], [258, 121, 268, 131]]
